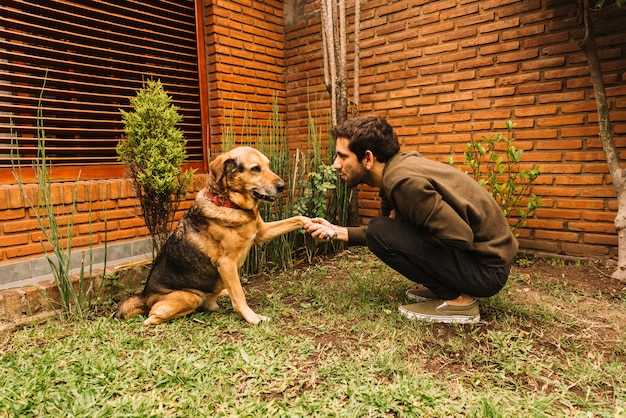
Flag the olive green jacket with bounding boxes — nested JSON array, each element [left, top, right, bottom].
[[347, 152, 518, 266]]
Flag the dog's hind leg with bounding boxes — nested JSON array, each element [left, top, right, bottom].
[[144, 291, 204, 325], [117, 295, 146, 319], [204, 288, 228, 312]]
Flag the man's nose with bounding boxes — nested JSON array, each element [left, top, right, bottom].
[[275, 179, 285, 193], [332, 157, 341, 170]]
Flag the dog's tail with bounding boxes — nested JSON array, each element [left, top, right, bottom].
[[116, 295, 146, 320]]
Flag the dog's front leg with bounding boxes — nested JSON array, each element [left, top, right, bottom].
[[255, 215, 309, 244], [216, 258, 268, 324]]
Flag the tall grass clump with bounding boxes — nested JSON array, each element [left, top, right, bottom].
[[10, 79, 94, 319], [220, 100, 351, 275], [117, 79, 193, 255]]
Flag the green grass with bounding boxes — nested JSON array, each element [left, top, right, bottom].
[[1, 249, 625, 417]]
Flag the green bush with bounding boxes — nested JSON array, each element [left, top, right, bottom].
[[293, 112, 337, 219], [117, 79, 193, 254], [451, 121, 540, 232]]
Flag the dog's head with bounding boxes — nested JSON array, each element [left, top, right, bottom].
[[207, 146, 286, 210]]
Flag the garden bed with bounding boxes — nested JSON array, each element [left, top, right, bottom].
[[0, 249, 624, 416]]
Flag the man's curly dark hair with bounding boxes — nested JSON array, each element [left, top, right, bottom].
[[332, 116, 400, 163]]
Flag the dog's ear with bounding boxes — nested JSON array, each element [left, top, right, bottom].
[[209, 153, 227, 184], [208, 154, 240, 189], [223, 158, 238, 177]]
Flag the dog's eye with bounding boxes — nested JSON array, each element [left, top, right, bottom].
[[250, 165, 261, 173]]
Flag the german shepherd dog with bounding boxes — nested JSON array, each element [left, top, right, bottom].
[[117, 146, 309, 325]]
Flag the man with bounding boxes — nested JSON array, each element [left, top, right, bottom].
[[304, 116, 518, 324]]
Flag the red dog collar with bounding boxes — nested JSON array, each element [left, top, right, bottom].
[[203, 190, 240, 209]]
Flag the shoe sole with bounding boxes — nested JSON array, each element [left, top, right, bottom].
[[398, 305, 480, 324]]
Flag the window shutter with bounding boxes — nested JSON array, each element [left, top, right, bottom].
[[0, 0, 204, 167]]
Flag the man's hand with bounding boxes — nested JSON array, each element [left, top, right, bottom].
[[304, 218, 338, 241]]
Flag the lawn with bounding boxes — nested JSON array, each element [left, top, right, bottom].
[[1, 248, 625, 417]]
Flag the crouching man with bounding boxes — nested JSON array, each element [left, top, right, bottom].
[[304, 116, 518, 324]]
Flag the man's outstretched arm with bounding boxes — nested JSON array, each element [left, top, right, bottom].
[[303, 218, 349, 242], [303, 218, 373, 245]]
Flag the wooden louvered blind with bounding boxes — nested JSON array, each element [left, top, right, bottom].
[[0, 0, 205, 168]]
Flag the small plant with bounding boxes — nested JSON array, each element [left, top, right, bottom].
[[293, 111, 340, 220], [293, 164, 337, 219], [452, 121, 540, 232], [117, 79, 193, 254], [292, 110, 350, 262]]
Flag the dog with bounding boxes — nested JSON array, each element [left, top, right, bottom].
[[117, 146, 309, 325]]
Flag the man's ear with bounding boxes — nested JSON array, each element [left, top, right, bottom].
[[362, 150, 375, 170]]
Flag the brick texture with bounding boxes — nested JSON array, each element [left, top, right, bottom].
[[0, 175, 208, 263], [1, 0, 624, 265], [204, 0, 286, 153], [285, 0, 626, 257]]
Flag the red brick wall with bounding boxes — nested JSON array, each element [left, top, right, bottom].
[[0, 0, 288, 265], [203, 0, 286, 152], [285, 0, 626, 257], [0, 176, 207, 263], [2, 0, 625, 265]]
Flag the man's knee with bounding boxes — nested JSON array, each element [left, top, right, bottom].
[[365, 217, 394, 255]]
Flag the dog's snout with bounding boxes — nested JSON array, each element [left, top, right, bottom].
[[275, 180, 285, 193]]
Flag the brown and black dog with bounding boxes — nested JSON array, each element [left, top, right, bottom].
[[117, 146, 309, 325]]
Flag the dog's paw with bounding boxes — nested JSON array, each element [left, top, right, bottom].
[[246, 313, 271, 325], [143, 315, 161, 326], [206, 301, 220, 312]]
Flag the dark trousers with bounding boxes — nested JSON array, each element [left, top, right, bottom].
[[365, 217, 510, 300]]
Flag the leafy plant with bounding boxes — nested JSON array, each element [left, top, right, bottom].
[[452, 121, 540, 232], [294, 111, 342, 220], [293, 164, 337, 219], [117, 79, 193, 254]]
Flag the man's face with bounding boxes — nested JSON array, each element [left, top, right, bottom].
[[332, 138, 367, 188]]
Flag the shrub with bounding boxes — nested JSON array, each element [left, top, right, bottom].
[[452, 121, 540, 232], [117, 79, 193, 254]]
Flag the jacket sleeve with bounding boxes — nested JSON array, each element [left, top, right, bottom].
[[390, 177, 474, 249], [346, 226, 367, 246]]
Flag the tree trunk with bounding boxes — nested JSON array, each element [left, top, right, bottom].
[[353, 0, 360, 113], [615, 190, 626, 282], [337, 0, 348, 125], [580, 0, 626, 282], [320, 0, 360, 226], [321, 0, 337, 125], [321, 7, 330, 94]]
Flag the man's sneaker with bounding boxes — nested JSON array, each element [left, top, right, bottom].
[[398, 299, 480, 324], [405, 285, 438, 302]]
